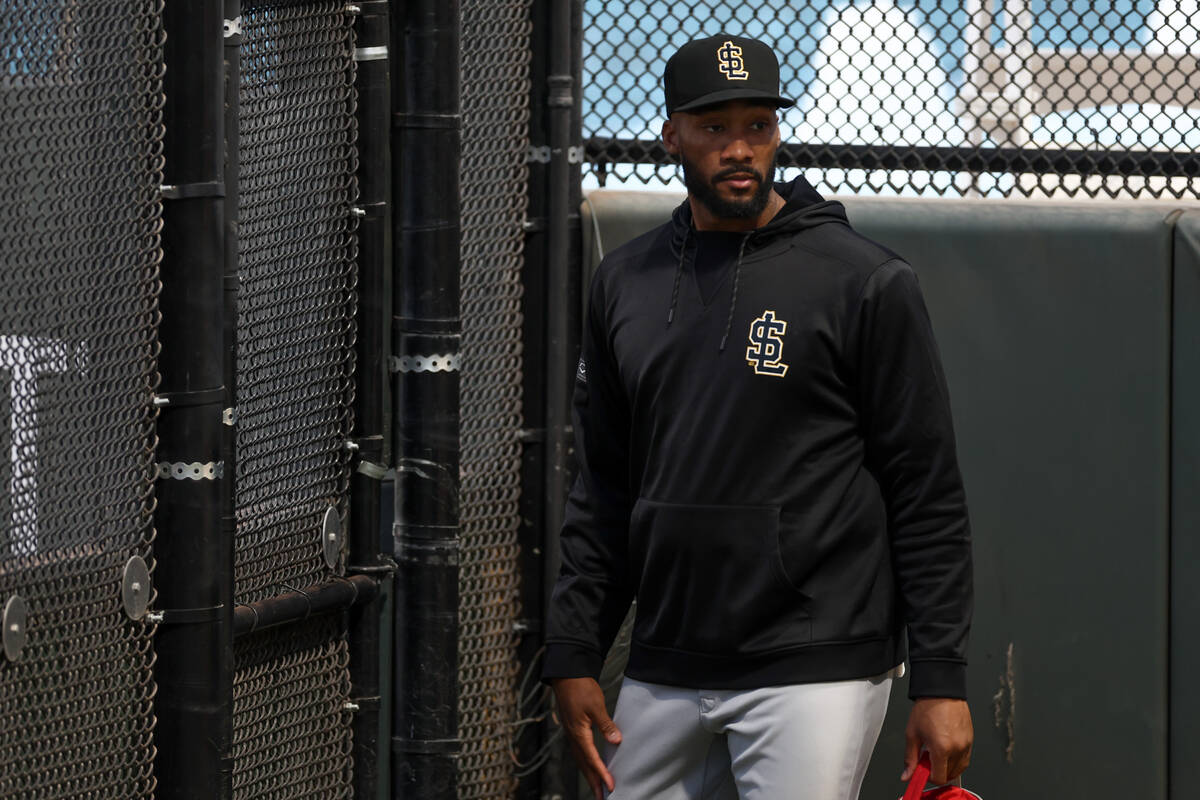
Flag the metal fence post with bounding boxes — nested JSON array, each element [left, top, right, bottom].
[[524, 0, 586, 797], [351, 1, 395, 798], [392, 0, 463, 796], [154, 1, 235, 796]]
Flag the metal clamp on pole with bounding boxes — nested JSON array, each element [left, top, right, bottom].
[[152, 386, 226, 408], [156, 461, 225, 480], [145, 604, 226, 626], [354, 45, 388, 62], [388, 352, 461, 373], [391, 737, 462, 755], [160, 182, 225, 200]]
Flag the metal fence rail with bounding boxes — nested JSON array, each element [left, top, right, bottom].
[[459, 0, 533, 797], [0, 0, 165, 795], [582, 0, 1200, 198]]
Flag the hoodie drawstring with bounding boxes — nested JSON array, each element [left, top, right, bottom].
[[666, 224, 689, 326], [718, 233, 751, 352]]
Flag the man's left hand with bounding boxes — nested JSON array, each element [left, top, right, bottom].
[[902, 698, 973, 784]]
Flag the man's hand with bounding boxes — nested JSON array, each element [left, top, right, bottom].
[[902, 698, 973, 784], [552, 677, 622, 799]]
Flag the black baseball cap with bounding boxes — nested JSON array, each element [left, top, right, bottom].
[[663, 34, 795, 116]]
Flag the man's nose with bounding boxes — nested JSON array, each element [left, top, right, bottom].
[[721, 136, 754, 162]]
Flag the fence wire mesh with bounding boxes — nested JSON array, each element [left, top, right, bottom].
[[0, 0, 164, 795], [234, 3, 358, 798], [459, 0, 533, 797], [583, 0, 1200, 198], [235, 0, 359, 604], [233, 615, 354, 799]]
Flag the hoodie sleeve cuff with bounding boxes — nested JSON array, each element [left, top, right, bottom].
[[907, 660, 968, 700], [541, 641, 604, 684]]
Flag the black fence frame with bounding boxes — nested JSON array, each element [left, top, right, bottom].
[[584, 139, 1200, 184], [152, 2, 393, 798], [155, 2, 235, 793], [518, 1, 585, 798]]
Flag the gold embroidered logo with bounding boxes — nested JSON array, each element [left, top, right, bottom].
[[717, 40, 749, 81], [746, 310, 788, 377]]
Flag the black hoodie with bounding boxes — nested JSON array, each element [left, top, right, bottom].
[[544, 177, 973, 699]]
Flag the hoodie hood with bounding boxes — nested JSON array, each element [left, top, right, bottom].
[[664, 176, 850, 349], [668, 175, 848, 257]]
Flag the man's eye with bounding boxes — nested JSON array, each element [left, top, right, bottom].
[[703, 124, 723, 133]]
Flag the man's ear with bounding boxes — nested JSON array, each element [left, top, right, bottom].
[[662, 118, 679, 156]]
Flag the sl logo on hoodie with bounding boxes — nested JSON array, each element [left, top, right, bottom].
[[746, 310, 788, 377]]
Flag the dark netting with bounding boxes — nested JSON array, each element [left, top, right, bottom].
[[459, 0, 532, 796], [235, 0, 359, 603], [232, 614, 354, 799], [233, 3, 357, 797], [0, 0, 164, 796], [583, 0, 1200, 199]]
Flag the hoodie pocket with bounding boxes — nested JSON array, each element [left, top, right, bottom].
[[629, 498, 811, 655]]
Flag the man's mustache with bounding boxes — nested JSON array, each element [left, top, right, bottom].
[[713, 166, 763, 183]]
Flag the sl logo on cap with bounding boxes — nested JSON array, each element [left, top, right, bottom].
[[717, 40, 749, 80]]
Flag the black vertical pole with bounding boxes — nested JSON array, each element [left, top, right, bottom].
[[154, 1, 235, 797], [515, 2, 552, 795], [222, 0, 241, 518], [530, 0, 585, 796], [351, 2, 394, 799], [221, 2, 241, 730], [391, 1, 462, 797], [542, 0, 583, 623]]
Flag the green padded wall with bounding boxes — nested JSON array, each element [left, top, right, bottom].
[[578, 191, 1186, 800], [844, 198, 1171, 800], [1171, 211, 1200, 800]]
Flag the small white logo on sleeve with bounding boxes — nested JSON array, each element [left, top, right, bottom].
[[576, 356, 587, 383], [717, 41, 749, 80], [746, 310, 788, 377]]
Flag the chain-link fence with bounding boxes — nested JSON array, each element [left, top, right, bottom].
[[0, 0, 164, 794], [459, 0, 533, 797], [3, 0, 377, 794], [236, 0, 359, 604], [233, 2, 359, 797], [583, 0, 1200, 198], [233, 615, 355, 798]]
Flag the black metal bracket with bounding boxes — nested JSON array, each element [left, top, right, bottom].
[[153, 386, 226, 409], [150, 604, 226, 625], [391, 737, 462, 755], [393, 112, 462, 130], [161, 181, 225, 200]]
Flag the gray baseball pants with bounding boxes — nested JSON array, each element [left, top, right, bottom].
[[603, 669, 896, 800]]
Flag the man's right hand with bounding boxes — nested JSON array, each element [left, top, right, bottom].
[[551, 676, 622, 799]]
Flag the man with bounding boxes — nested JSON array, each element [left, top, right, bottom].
[[544, 33, 974, 800]]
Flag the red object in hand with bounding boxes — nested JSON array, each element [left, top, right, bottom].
[[899, 753, 983, 800]]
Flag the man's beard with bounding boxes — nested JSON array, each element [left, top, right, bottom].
[[680, 149, 777, 220]]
